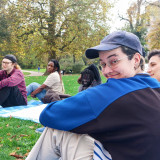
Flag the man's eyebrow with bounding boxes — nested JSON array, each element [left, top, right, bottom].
[[99, 54, 118, 61], [107, 54, 118, 59]]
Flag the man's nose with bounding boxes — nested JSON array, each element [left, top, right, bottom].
[[102, 65, 113, 74], [147, 67, 151, 73]]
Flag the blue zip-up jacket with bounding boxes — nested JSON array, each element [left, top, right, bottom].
[[40, 74, 160, 160]]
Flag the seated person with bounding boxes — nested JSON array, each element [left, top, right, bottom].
[[26, 31, 160, 160], [147, 49, 160, 81], [78, 64, 102, 92], [0, 54, 27, 108], [27, 59, 65, 102]]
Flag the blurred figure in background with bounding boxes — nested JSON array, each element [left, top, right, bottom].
[[38, 65, 40, 73]]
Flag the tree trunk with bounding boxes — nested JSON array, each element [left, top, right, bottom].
[[82, 56, 87, 65], [73, 54, 76, 63], [48, 50, 56, 61]]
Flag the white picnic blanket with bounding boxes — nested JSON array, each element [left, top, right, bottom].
[[0, 100, 47, 123]]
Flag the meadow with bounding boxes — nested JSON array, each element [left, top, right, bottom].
[[0, 73, 106, 160]]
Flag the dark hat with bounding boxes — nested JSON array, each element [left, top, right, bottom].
[[3, 54, 17, 63], [85, 31, 143, 59]]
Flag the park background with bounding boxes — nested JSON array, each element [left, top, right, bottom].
[[0, 0, 160, 159], [0, 0, 160, 72]]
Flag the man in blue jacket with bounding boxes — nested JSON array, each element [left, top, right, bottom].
[[27, 31, 160, 160]]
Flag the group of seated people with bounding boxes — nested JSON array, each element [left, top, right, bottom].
[[0, 30, 160, 160], [0, 48, 159, 108], [0, 55, 103, 107]]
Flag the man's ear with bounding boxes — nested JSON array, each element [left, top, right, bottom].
[[134, 53, 141, 69]]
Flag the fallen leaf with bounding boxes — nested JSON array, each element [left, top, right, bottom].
[[10, 152, 23, 158], [11, 135, 16, 139], [29, 126, 34, 129], [19, 134, 28, 137], [24, 152, 29, 156]]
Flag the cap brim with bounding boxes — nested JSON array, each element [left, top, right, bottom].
[[85, 44, 121, 59]]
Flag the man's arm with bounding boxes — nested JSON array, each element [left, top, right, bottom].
[[39, 89, 96, 131]]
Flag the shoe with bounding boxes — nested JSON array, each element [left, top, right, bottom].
[[35, 127, 45, 134]]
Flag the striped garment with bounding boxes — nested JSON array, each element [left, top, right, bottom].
[[93, 141, 112, 160]]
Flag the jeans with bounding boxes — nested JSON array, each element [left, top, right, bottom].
[[26, 82, 46, 101]]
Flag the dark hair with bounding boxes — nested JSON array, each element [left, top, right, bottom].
[[87, 64, 101, 84], [148, 50, 160, 61], [120, 46, 145, 71], [81, 69, 95, 82], [49, 59, 60, 72]]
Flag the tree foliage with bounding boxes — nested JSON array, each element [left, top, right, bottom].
[[0, 0, 112, 68], [146, 1, 160, 50], [119, 0, 149, 47]]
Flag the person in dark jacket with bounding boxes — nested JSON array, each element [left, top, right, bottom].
[[26, 31, 160, 160]]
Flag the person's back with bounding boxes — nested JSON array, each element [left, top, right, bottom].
[[27, 31, 160, 160], [71, 75, 160, 159]]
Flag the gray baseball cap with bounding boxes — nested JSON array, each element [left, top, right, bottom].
[[85, 31, 142, 59]]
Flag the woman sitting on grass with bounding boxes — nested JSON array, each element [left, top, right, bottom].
[[0, 54, 27, 107], [26, 59, 64, 102]]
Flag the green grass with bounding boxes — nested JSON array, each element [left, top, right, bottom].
[[25, 76, 48, 86], [0, 117, 43, 160], [23, 72, 31, 76], [0, 74, 107, 159]]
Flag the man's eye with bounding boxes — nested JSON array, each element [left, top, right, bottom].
[[110, 60, 118, 64], [101, 63, 106, 68], [151, 64, 156, 67]]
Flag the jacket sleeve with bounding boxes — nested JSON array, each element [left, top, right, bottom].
[[0, 70, 4, 81], [0, 70, 23, 89], [39, 89, 97, 131]]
